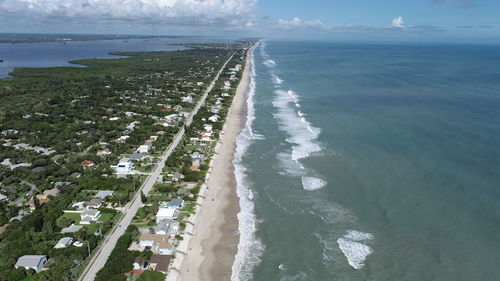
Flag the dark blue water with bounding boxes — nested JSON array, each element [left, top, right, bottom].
[[0, 37, 237, 77], [234, 41, 500, 281]]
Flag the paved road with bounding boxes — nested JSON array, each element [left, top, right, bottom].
[[78, 52, 235, 281]]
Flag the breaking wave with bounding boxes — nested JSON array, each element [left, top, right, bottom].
[[301, 176, 327, 191], [231, 43, 265, 281], [337, 230, 374, 270]]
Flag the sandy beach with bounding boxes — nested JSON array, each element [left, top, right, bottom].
[[168, 45, 254, 281]]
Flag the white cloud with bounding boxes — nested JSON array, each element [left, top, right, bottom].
[[432, 0, 473, 8], [277, 17, 327, 30], [391, 16, 405, 28], [274, 16, 442, 35], [0, 0, 257, 27]]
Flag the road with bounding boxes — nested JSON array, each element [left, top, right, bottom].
[[78, 51, 235, 281]]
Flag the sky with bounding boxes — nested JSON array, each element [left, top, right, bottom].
[[0, 0, 498, 42]]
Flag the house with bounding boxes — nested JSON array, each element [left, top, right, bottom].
[[176, 188, 190, 196], [95, 190, 114, 200], [70, 201, 86, 211], [0, 194, 7, 202], [70, 172, 82, 178], [189, 165, 199, 171], [171, 173, 184, 183], [54, 237, 73, 249], [181, 96, 193, 103], [96, 148, 111, 157], [148, 254, 171, 273], [85, 198, 102, 209], [154, 219, 180, 236], [61, 224, 83, 234], [73, 241, 84, 247], [10, 210, 30, 222], [114, 158, 134, 174], [168, 198, 184, 209], [53, 182, 74, 188], [129, 153, 145, 161], [208, 115, 220, 122], [156, 207, 179, 223], [138, 234, 174, 255], [82, 160, 95, 170], [14, 255, 47, 273], [43, 187, 60, 197], [80, 209, 101, 224], [138, 144, 151, 154]]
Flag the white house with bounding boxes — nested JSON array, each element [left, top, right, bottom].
[[14, 255, 47, 273], [80, 209, 101, 224], [138, 234, 174, 255], [181, 96, 193, 103], [114, 158, 134, 174], [54, 237, 73, 249], [138, 144, 151, 154], [156, 207, 179, 223], [208, 115, 220, 123], [95, 190, 114, 200]]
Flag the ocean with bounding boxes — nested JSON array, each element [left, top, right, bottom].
[[232, 40, 500, 281]]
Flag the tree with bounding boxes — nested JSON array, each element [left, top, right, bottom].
[[141, 192, 147, 203], [56, 216, 74, 228]]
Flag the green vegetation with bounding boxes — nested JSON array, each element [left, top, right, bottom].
[[137, 271, 166, 281], [0, 43, 235, 280], [94, 225, 140, 281]]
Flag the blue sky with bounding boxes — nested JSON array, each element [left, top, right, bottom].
[[0, 0, 498, 42]]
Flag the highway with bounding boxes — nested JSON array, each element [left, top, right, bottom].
[[78, 51, 235, 281]]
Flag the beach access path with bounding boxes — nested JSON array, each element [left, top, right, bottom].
[[78, 51, 235, 281], [171, 44, 254, 281]]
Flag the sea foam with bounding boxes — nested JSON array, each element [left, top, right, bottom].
[[337, 230, 374, 270], [264, 59, 276, 68], [231, 44, 265, 281], [301, 176, 327, 191]]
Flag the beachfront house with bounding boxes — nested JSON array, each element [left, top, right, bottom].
[[156, 206, 179, 223], [138, 234, 174, 255], [54, 237, 73, 249], [155, 219, 180, 236], [168, 198, 184, 209], [133, 254, 171, 274], [80, 209, 101, 224], [14, 255, 47, 273]]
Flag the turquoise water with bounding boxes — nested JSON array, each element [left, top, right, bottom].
[[233, 41, 500, 281]]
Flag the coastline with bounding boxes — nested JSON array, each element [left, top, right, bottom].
[[169, 44, 255, 281]]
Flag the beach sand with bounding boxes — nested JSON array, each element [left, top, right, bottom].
[[169, 46, 254, 281]]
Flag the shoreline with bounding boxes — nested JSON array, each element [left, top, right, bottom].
[[168, 44, 255, 281]]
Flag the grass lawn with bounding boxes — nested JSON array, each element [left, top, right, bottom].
[[22, 274, 43, 281], [61, 212, 81, 224], [85, 223, 100, 235]]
